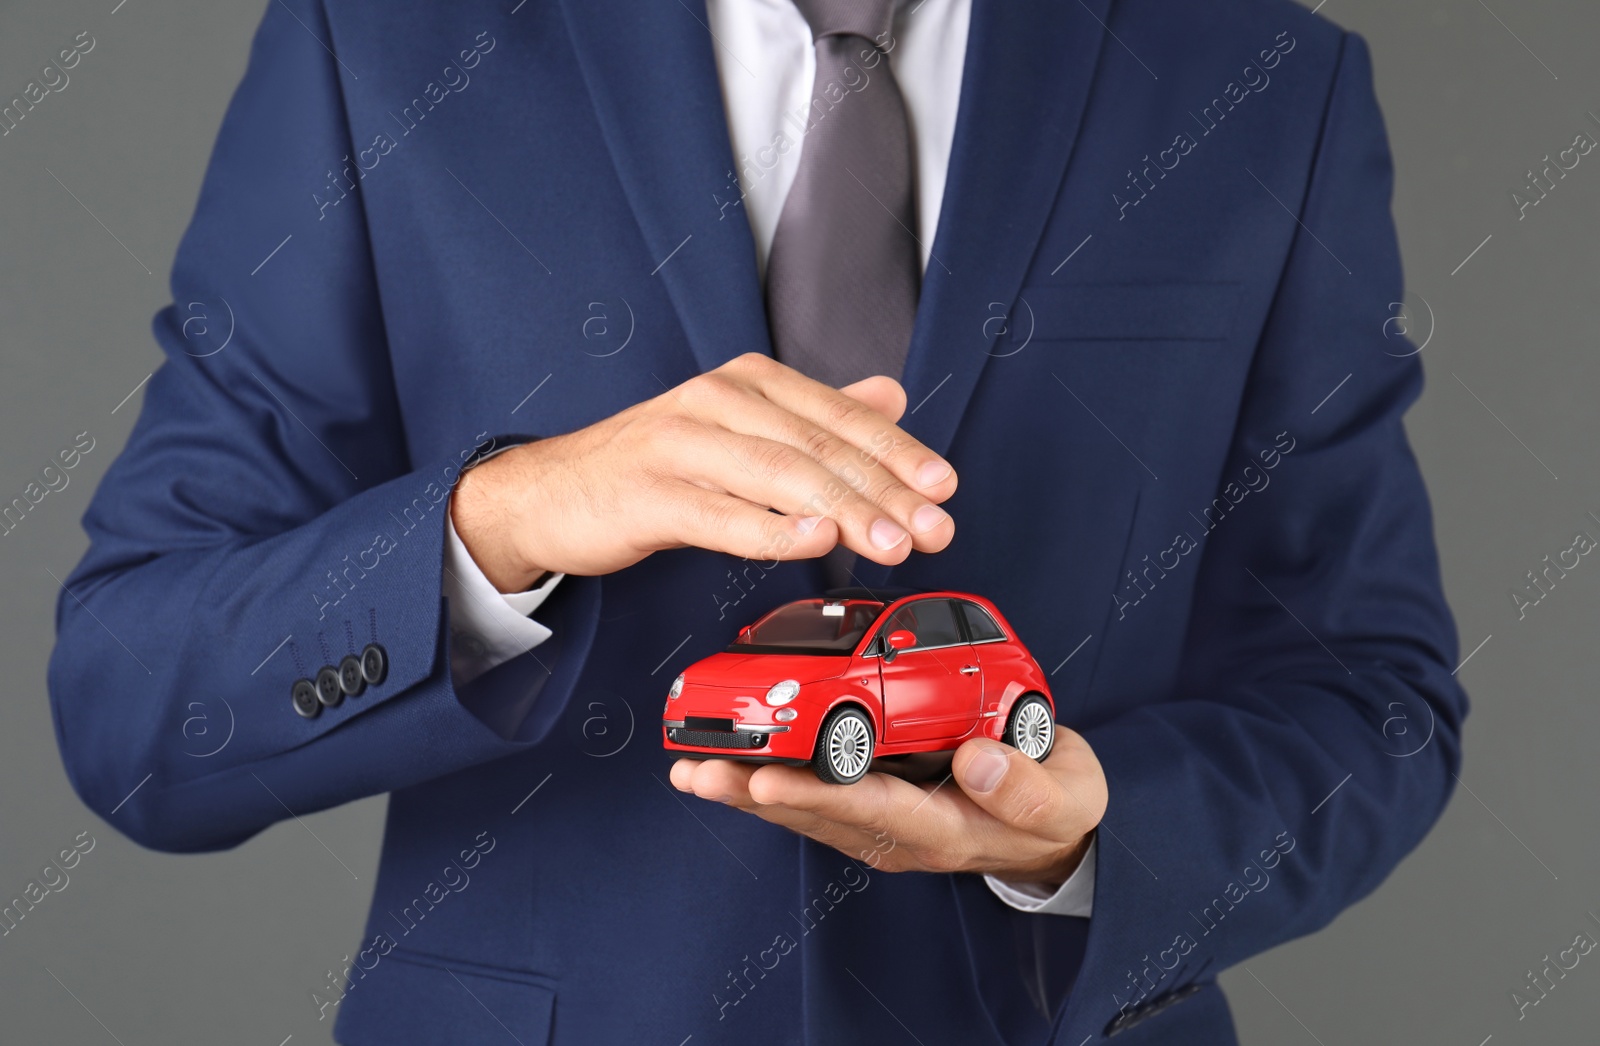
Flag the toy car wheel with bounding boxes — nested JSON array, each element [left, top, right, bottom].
[[813, 706, 875, 785], [1004, 694, 1055, 762]]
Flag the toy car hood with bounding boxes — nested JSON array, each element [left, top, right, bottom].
[[682, 651, 852, 688]]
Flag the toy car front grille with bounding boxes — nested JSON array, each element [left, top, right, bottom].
[[683, 716, 737, 732], [668, 728, 768, 749]]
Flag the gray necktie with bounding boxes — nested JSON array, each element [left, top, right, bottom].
[[766, 0, 919, 389]]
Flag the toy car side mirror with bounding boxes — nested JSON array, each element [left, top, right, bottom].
[[882, 629, 916, 662]]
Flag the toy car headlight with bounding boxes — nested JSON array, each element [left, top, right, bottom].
[[668, 674, 685, 700], [765, 680, 800, 706]]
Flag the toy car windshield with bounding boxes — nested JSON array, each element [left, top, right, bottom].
[[726, 599, 886, 655]]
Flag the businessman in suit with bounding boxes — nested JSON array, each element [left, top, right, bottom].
[[49, 0, 1466, 1042]]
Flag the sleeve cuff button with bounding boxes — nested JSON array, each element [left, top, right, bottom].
[[360, 643, 388, 686], [315, 666, 344, 708], [291, 679, 321, 718], [339, 655, 366, 696]]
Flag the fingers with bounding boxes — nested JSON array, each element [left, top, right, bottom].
[[749, 760, 892, 817], [838, 375, 907, 423], [671, 745, 1100, 880], [675, 758, 889, 841], [452, 354, 954, 582], [671, 359, 954, 561], [653, 488, 840, 562], [745, 764, 982, 874], [678, 428, 951, 563], [951, 732, 1098, 844], [671, 756, 757, 804], [712, 354, 958, 504], [667, 758, 696, 792], [744, 765, 909, 860], [672, 759, 887, 858]]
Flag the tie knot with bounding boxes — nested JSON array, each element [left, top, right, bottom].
[[791, 0, 897, 46]]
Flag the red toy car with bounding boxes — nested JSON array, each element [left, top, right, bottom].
[[662, 589, 1056, 784]]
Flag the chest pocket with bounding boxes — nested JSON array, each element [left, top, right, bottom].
[[1005, 282, 1243, 347]]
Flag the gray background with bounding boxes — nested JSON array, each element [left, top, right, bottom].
[[1, 0, 1596, 1042]]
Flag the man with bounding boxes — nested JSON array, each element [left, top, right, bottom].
[[49, 0, 1466, 1042]]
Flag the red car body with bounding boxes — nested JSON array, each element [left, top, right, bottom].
[[662, 591, 1055, 780]]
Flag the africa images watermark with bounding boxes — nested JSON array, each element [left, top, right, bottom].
[[309, 432, 498, 621], [1113, 431, 1296, 620], [714, 30, 897, 221], [1509, 511, 1600, 621], [0, 831, 96, 940], [1, 430, 96, 538], [1509, 910, 1600, 1022], [1111, 830, 1297, 1021], [1510, 111, 1599, 221], [1, 30, 96, 142], [1112, 29, 1297, 221], [710, 859, 873, 1021], [313, 30, 497, 221], [309, 829, 497, 1021]]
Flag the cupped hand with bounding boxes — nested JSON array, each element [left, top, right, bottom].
[[669, 726, 1107, 886], [451, 353, 957, 591]]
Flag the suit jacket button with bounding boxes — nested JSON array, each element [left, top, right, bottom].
[[1106, 1007, 1151, 1037], [316, 665, 344, 707], [360, 643, 388, 686], [338, 655, 366, 696], [292, 679, 321, 718]]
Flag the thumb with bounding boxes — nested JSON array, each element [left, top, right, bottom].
[[951, 735, 1089, 842]]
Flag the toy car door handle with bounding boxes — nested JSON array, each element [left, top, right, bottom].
[[960, 665, 980, 675]]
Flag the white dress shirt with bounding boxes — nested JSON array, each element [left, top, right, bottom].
[[443, 0, 1095, 918]]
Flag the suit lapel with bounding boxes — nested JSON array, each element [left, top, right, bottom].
[[900, 0, 1110, 461], [557, 0, 773, 375], [557, 0, 1107, 402]]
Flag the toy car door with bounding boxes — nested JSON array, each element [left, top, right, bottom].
[[873, 598, 982, 744]]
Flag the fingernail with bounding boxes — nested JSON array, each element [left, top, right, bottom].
[[796, 515, 824, 535], [965, 745, 1009, 794], [917, 461, 952, 488], [712, 794, 733, 804], [911, 504, 948, 533], [870, 519, 908, 550]]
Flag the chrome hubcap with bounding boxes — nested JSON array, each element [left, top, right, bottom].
[[828, 715, 872, 779], [1014, 701, 1053, 760]]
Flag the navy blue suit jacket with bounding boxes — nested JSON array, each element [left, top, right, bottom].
[[49, 0, 1466, 1043]]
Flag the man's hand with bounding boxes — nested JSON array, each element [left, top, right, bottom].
[[452, 353, 957, 592], [669, 727, 1107, 886]]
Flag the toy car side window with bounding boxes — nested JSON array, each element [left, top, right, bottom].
[[959, 601, 1006, 643], [882, 599, 964, 650]]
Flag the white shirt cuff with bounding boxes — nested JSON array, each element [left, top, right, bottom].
[[983, 835, 1097, 917], [442, 510, 563, 688]]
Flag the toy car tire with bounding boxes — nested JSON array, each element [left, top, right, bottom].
[[813, 706, 875, 785], [1003, 693, 1055, 762]]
